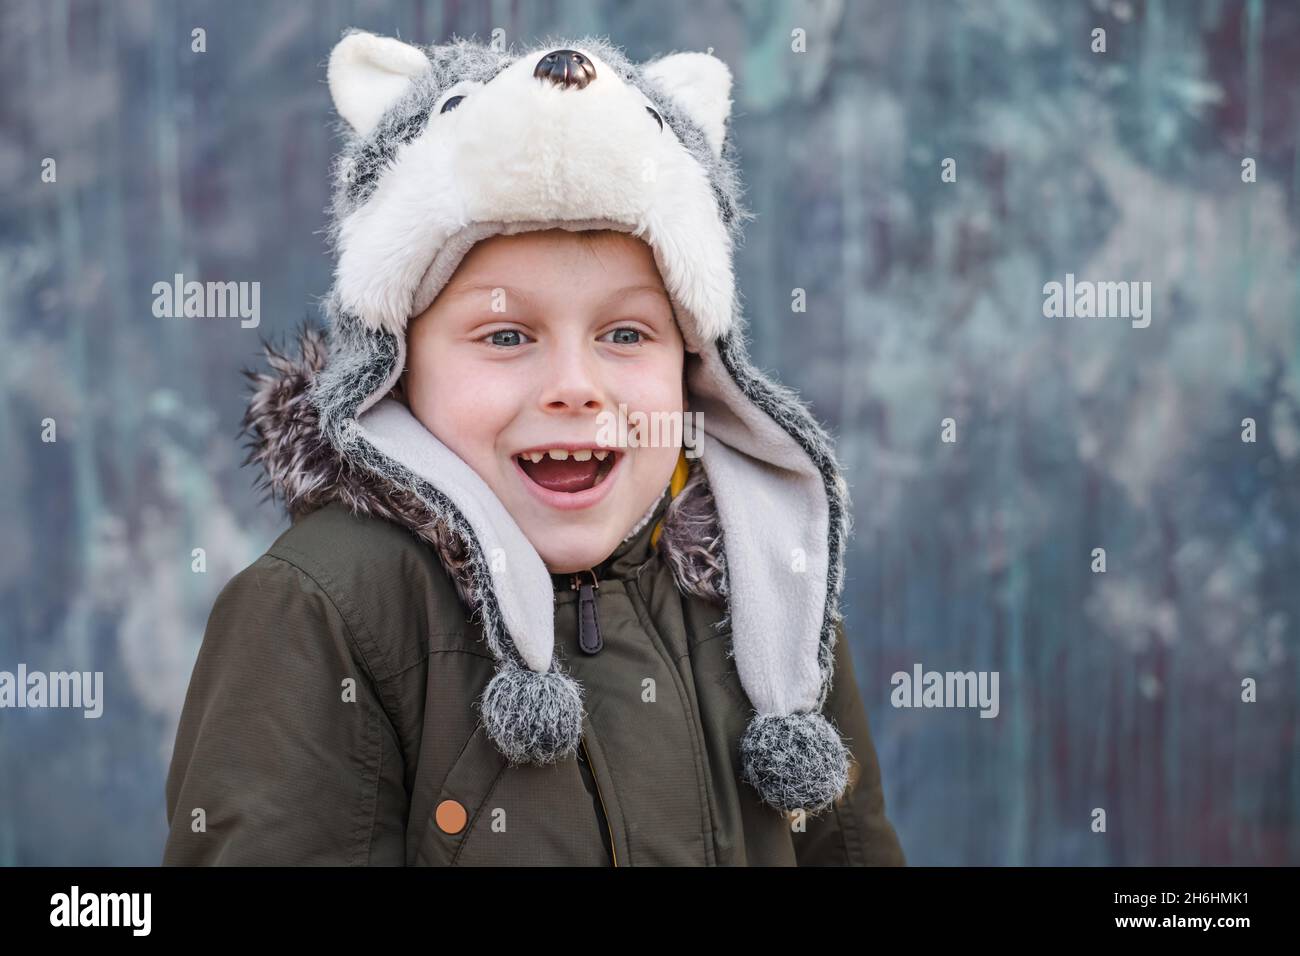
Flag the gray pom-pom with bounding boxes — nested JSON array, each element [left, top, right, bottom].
[[740, 711, 850, 814], [479, 664, 585, 765]]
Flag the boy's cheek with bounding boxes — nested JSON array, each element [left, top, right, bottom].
[[622, 378, 688, 411]]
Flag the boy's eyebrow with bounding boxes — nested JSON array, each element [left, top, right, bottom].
[[443, 283, 672, 311]]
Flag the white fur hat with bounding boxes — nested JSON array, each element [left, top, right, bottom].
[[310, 30, 855, 814]]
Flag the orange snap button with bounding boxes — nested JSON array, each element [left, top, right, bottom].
[[435, 799, 468, 834]]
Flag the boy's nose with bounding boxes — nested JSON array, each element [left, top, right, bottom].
[[533, 49, 596, 89]]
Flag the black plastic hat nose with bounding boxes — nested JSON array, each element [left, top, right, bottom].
[[534, 49, 596, 89]]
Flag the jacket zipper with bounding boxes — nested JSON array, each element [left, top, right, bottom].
[[571, 567, 614, 864], [579, 736, 618, 867], [571, 569, 603, 654]]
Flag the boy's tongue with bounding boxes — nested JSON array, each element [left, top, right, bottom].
[[520, 455, 602, 493]]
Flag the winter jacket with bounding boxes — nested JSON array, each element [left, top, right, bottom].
[[162, 31, 907, 866], [163, 481, 903, 865]]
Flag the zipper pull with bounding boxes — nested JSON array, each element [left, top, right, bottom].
[[571, 569, 603, 655]]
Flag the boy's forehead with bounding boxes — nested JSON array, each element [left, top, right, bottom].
[[468, 228, 649, 256], [420, 234, 682, 341], [448, 230, 668, 294]]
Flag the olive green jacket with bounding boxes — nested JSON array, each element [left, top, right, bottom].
[[163, 493, 905, 866]]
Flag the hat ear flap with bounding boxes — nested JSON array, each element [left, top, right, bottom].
[[328, 31, 430, 137], [642, 51, 733, 160]]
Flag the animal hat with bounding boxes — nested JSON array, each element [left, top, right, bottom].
[[309, 30, 856, 813]]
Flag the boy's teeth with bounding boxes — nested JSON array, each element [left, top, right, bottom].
[[516, 448, 615, 463]]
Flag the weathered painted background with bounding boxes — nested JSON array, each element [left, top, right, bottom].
[[1, 0, 1297, 865]]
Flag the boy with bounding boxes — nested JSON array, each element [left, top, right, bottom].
[[163, 31, 905, 866]]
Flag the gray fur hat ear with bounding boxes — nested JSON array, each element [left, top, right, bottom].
[[328, 31, 431, 137]]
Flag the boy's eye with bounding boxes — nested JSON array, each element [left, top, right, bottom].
[[603, 328, 643, 345], [485, 329, 529, 347]]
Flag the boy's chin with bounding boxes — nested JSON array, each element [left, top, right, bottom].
[[534, 533, 620, 575], [521, 512, 634, 575], [505, 472, 660, 573]]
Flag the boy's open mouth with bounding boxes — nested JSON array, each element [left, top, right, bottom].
[[515, 448, 620, 494]]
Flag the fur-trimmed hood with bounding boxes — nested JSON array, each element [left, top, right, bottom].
[[243, 31, 859, 816]]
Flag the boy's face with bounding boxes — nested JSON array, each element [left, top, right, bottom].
[[403, 229, 688, 574]]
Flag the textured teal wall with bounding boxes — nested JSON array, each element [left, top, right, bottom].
[[1, 0, 1297, 864]]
